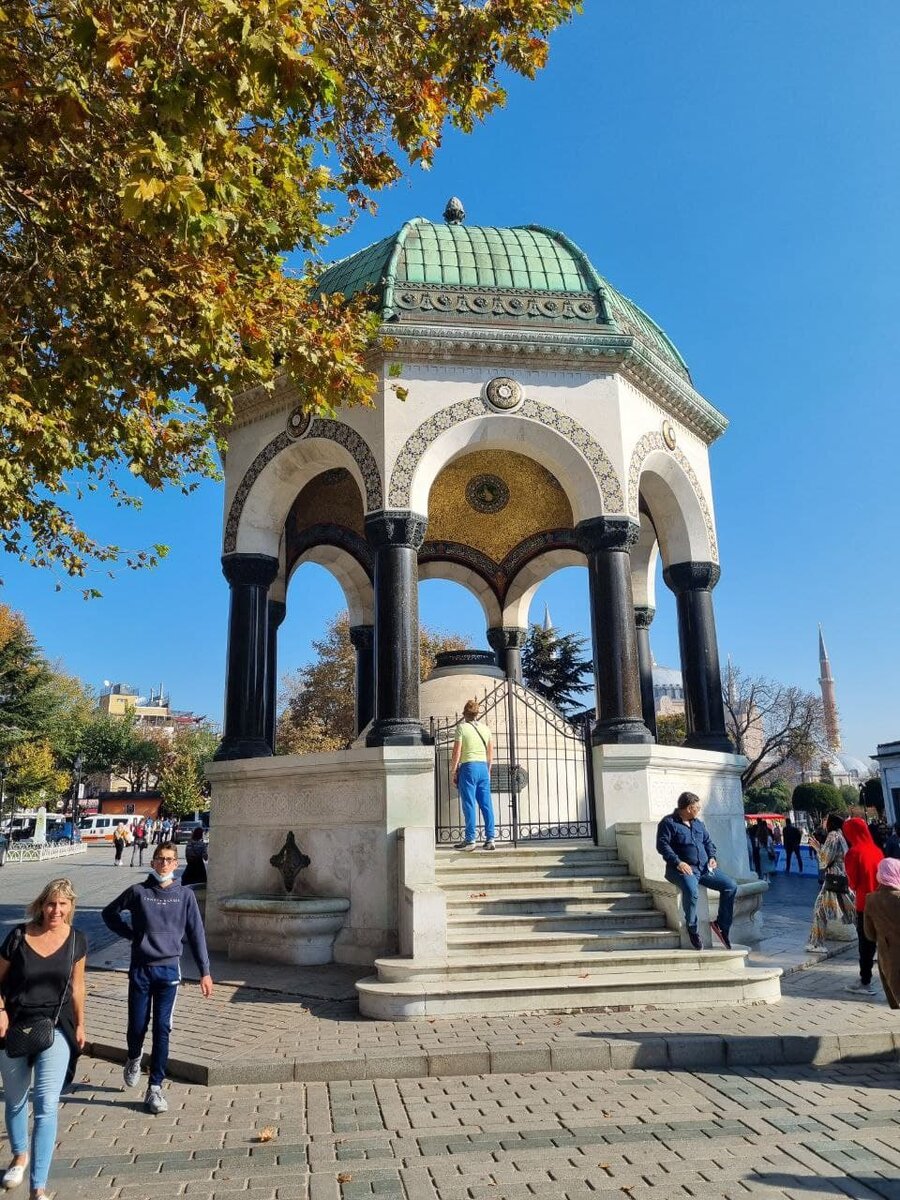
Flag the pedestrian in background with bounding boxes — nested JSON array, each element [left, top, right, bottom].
[[450, 698, 495, 851], [863, 857, 900, 1009], [129, 819, 148, 869], [805, 814, 854, 952], [783, 817, 803, 874], [0, 878, 87, 1199], [843, 816, 884, 996], [181, 827, 208, 887], [113, 822, 128, 867]]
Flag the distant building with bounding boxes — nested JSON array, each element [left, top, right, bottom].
[[92, 682, 207, 795]]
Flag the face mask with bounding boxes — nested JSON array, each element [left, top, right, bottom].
[[150, 867, 176, 884]]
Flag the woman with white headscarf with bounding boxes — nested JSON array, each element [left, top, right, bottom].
[[863, 857, 900, 1009]]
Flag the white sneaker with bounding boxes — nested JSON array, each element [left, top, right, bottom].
[[845, 981, 875, 995], [1, 1158, 28, 1189], [805, 944, 826, 953], [145, 1084, 168, 1114], [123, 1056, 141, 1088]]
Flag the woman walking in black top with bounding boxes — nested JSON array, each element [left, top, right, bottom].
[[0, 878, 87, 1199]]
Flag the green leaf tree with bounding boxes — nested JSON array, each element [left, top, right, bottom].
[[0, 0, 578, 579], [5, 738, 70, 809], [521, 624, 593, 716], [78, 710, 163, 792], [656, 712, 686, 747], [743, 779, 791, 814], [791, 782, 847, 819], [860, 776, 885, 813], [157, 725, 218, 818]]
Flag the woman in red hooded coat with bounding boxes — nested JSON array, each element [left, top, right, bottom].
[[843, 817, 884, 996]]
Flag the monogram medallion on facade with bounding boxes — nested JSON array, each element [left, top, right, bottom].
[[286, 407, 312, 439], [466, 473, 510, 515], [662, 419, 677, 451], [388, 394, 624, 513], [484, 376, 523, 412]]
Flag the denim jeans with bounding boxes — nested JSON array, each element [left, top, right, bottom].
[[0, 1027, 70, 1190], [458, 761, 495, 842], [666, 865, 737, 934], [127, 963, 180, 1086]]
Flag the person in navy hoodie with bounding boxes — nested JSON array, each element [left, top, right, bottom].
[[656, 792, 738, 951], [102, 841, 213, 1114]]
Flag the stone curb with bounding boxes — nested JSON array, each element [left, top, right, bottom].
[[86, 1029, 900, 1086]]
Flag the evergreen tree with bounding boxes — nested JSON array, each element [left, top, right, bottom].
[[521, 624, 593, 715]]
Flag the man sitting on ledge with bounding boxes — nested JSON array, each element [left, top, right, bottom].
[[657, 791, 737, 951]]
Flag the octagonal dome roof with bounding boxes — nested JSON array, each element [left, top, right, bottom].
[[317, 215, 691, 381]]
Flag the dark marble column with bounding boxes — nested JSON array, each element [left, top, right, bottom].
[[364, 512, 429, 746], [264, 599, 287, 753], [487, 626, 527, 683], [662, 561, 733, 753], [634, 606, 658, 741], [215, 553, 279, 761], [575, 517, 652, 745], [349, 623, 375, 736]]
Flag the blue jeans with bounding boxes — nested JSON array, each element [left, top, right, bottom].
[[0, 1028, 70, 1190], [666, 865, 737, 934], [458, 761, 494, 842], [127, 963, 180, 1086]]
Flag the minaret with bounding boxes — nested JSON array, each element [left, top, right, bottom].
[[818, 625, 841, 751]]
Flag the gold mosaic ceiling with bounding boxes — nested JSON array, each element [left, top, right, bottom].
[[426, 450, 573, 563], [288, 468, 364, 537]]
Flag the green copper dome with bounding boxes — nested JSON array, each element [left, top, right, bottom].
[[317, 216, 690, 380]]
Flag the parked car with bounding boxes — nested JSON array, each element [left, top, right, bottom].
[[48, 820, 81, 844], [173, 819, 206, 844]]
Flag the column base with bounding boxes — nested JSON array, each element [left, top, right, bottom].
[[366, 719, 432, 747], [213, 738, 274, 762], [684, 732, 735, 753], [591, 718, 653, 746]]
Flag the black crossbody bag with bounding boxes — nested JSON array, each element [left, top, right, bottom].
[[5, 927, 76, 1060]]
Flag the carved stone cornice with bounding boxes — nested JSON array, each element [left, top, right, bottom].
[[365, 511, 428, 551], [221, 553, 279, 588], [376, 325, 728, 445], [663, 561, 721, 594], [633, 606, 656, 629], [575, 516, 641, 555]]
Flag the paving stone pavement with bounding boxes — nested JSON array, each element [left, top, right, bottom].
[[42, 1056, 900, 1200]]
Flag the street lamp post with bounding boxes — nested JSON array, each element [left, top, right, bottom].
[[0, 762, 8, 866], [72, 753, 84, 831]]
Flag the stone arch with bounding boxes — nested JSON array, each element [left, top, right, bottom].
[[631, 511, 660, 610], [418, 559, 502, 629], [287, 543, 374, 626], [501, 547, 587, 629], [224, 417, 383, 555], [627, 433, 717, 564], [388, 395, 624, 522]]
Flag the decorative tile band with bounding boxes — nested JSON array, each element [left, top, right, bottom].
[[223, 418, 383, 554], [388, 394, 624, 513], [626, 431, 719, 563]]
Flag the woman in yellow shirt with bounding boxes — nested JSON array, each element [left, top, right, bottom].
[[450, 699, 495, 851]]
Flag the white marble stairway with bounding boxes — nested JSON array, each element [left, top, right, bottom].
[[356, 842, 782, 1019]]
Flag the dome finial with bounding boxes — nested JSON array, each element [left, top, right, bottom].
[[443, 196, 465, 225]]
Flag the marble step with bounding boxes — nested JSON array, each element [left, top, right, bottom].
[[439, 872, 640, 895], [446, 890, 656, 915], [373, 946, 749, 983], [447, 909, 669, 932], [437, 864, 634, 886], [447, 928, 681, 954], [356, 964, 783, 1020], [437, 846, 619, 868]]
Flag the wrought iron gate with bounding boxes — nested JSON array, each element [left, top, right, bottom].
[[431, 681, 597, 846]]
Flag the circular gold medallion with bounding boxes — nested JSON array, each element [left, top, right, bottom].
[[662, 419, 677, 451], [287, 407, 312, 439]]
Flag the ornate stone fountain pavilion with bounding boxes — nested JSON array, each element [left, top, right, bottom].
[[205, 204, 774, 1012]]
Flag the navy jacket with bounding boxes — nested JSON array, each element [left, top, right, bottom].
[[656, 812, 717, 874], [102, 877, 210, 975]]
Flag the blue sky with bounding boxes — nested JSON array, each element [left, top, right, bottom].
[[5, 2, 897, 760]]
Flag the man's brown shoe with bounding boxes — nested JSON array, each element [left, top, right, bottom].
[[710, 920, 731, 950]]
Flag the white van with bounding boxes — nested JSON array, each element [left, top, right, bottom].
[[77, 814, 133, 843]]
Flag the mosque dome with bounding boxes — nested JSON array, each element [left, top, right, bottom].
[[317, 210, 691, 382], [824, 752, 873, 782]]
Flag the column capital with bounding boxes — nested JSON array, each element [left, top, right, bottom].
[[268, 599, 287, 628], [663, 561, 721, 594], [221, 553, 279, 588], [349, 623, 375, 651], [365, 510, 428, 550], [486, 626, 528, 652], [575, 516, 640, 554], [634, 606, 656, 629]]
